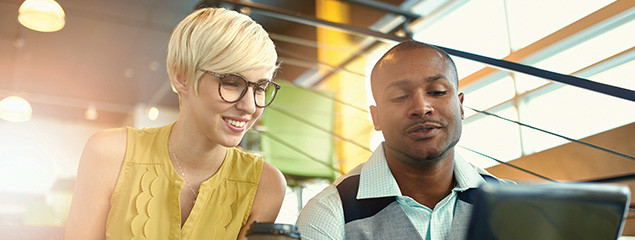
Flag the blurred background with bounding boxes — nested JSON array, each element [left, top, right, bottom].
[[0, 0, 633, 238]]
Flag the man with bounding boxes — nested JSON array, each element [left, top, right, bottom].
[[296, 41, 507, 240]]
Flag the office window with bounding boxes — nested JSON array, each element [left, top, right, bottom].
[[463, 75, 516, 118], [413, 0, 510, 79], [532, 20, 635, 75], [460, 106, 521, 168], [522, 60, 635, 154], [505, 0, 615, 50]]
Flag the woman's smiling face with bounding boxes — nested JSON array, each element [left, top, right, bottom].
[[185, 68, 270, 148]]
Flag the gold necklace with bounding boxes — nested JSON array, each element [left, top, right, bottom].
[[170, 148, 198, 204]]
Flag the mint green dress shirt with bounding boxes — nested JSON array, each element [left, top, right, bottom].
[[296, 143, 493, 240]]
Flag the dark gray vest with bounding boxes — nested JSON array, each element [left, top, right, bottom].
[[337, 175, 498, 240]]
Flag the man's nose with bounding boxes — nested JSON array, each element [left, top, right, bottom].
[[408, 91, 433, 118]]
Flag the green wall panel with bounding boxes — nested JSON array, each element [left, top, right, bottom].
[[260, 81, 337, 179]]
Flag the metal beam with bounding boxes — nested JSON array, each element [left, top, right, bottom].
[[587, 173, 635, 183], [339, 0, 421, 20], [220, 0, 403, 42], [460, 0, 635, 87], [278, 56, 366, 78], [269, 33, 360, 55], [268, 105, 372, 152], [220, 0, 635, 102], [310, 25, 404, 87]]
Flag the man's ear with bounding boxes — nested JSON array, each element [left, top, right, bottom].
[[369, 105, 382, 131], [458, 92, 465, 120]]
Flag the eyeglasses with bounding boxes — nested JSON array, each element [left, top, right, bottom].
[[207, 71, 281, 108]]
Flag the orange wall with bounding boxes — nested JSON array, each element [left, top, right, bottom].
[[316, 0, 373, 173]]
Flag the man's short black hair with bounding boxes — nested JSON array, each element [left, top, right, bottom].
[[372, 40, 459, 89]]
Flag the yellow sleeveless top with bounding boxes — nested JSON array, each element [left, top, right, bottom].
[[105, 123, 263, 239]]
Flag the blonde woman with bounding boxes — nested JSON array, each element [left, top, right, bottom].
[[65, 8, 286, 239]]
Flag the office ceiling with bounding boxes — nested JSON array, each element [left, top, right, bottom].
[[0, 0, 406, 125]]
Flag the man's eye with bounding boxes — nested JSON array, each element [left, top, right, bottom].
[[428, 91, 447, 96], [391, 95, 409, 102]]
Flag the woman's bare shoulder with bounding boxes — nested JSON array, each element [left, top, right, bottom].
[[237, 161, 286, 239], [253, 161, 286, 213], [86, 128, 127, 150], [83, 128, 127, 163], [79, 127, 129, 182], [260, 161, 286, 190], [65, 127, 128, 239]]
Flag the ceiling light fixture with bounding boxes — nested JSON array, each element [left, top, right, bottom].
[[84, 104, 98, 121], [0, 96, 32, 122], [147, 107, 159, 121], [18, 0, 66, 32]]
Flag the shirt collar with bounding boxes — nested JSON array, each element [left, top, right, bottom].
[[358, 143, 402, 199], [357, 142, 486, 199], [453, 153, 486, 191]]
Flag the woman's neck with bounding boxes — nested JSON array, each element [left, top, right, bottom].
[[169, 120, 227, 176]]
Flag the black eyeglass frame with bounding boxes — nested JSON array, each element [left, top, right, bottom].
[[207, 71, 281, 108]]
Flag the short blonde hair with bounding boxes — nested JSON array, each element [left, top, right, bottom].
[[166, 8, 278, 93]]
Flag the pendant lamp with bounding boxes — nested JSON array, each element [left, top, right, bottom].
[[84, 104, 98, 120], [18, 0, 65, 32], [0, 96, 32, 122], [147, 107, 159, 121]]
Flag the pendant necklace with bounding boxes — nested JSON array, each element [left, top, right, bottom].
[[170, 147, 198, 204]]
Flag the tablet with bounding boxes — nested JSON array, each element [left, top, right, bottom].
[[466, 182, 631, 240]]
